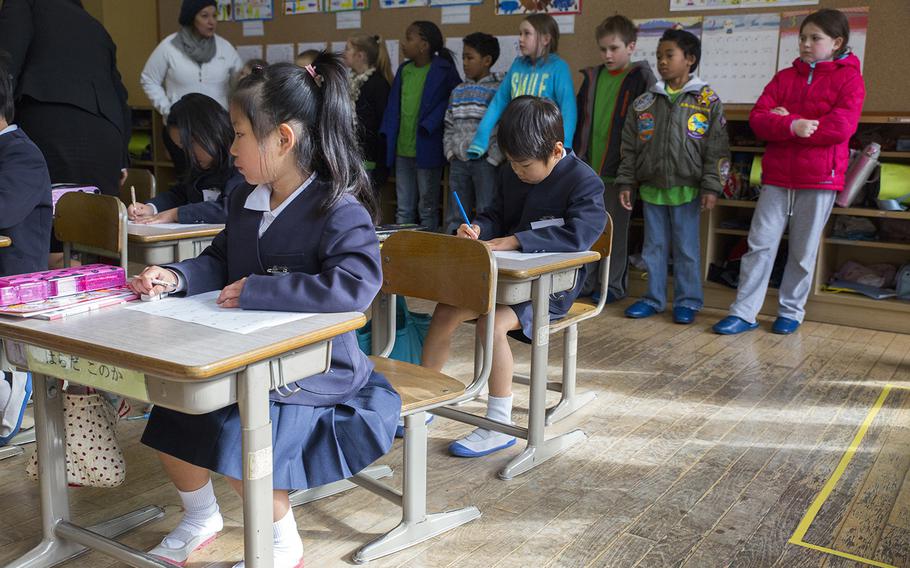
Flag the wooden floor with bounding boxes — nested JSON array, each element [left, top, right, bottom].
[[2, 301, 910, 568]]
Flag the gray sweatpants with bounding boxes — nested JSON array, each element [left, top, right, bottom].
[[729, 185, 835, 323], [583, 181, 635, 299]]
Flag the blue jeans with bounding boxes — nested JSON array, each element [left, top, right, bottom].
[[395, 156, 443, 232], [641, 198, 703, 312], [444, 159, 498, 234]]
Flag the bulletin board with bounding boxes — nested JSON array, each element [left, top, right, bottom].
[[155, 0, 910, 113]]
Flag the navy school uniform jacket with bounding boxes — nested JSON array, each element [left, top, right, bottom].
[[475, 150, 606, 313], [149, 168, 245, 224], [379, 56, 462, 170], [167, 178, 382, 407], [0, 127, 52, 276]]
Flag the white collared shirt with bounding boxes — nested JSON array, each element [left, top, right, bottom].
[[244, 172, 318, 238], [0, 124, 19, 137]]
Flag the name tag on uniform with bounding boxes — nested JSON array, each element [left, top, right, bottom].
[[201, 189, 220, 202], [531, 218, 565, 230]]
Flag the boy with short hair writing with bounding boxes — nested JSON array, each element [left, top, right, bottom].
[[424, 96, 606, 457]]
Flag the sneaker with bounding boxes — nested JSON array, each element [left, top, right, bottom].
[[448, 428, 517, 458], [395, 413, 434, 438], [149, 526, 221, 567], [0, 372, 32, 446]]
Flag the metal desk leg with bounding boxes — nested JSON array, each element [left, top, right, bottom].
[[238, 362, 275, 568], [288, 465, 393, 507], [370, 293, 391, 356], [6, 374, 83, 567], [499, 278, 586, 481], [6, 375, 165, 568], [544, 324, 597, 426], [0, 444, 23, 460]]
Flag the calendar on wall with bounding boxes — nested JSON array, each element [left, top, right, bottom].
[[699, 13, 781, 104]]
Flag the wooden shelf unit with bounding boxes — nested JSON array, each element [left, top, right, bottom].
[[130, 106, 177, 193]]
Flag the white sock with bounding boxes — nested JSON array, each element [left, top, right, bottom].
[[0, 372, 29, 437], [162, 480, 223, 548], [486, 394, 513, 425], [273, 508, 303, 566]]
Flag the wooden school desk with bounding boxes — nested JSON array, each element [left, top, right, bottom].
[[0, 303, 365, 568], [0, 236, 11, 247], [374, 250, 600, 480], [127, 223, 223, 265]]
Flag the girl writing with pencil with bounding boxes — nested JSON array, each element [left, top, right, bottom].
[[128, 93, 246, 225], [129, 57, 401, 568]]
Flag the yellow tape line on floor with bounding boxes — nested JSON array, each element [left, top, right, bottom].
[[787, 385, 897, 568]]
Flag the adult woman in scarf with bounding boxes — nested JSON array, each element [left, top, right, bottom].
[[141, 0, 242, 175]]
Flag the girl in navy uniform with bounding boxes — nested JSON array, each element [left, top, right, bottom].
[[130, 56, 402, 568], [128, 93, 244, 225], [422, 96, 606, 458]]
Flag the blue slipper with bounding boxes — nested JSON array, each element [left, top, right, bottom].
[[625, 300, 658, 319], [448, 434, 517, 458], [772, 317, 800, 335], [0, 372, 32, 446], [395, 413, 434, 438], [673, 306, 697, 324], [712, 316, 759, 335]]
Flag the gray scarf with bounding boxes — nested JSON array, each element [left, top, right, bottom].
[[172, 26, 216, 65]]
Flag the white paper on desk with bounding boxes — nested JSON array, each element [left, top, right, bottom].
[[128, 222, 223, 231], [492, 251, 558, 261], [125, 291, 315, 334]]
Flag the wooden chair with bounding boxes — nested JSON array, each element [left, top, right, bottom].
[[54, 192, 128, 270], [120, 168, 156, 206], [511, 213, 614, 425], [351, 231, 498, 563]]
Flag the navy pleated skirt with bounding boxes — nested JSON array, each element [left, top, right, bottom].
[[141, 372, 401, 490]]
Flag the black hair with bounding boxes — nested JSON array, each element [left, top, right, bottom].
[[659, 29, 701, 73], [231, 55, 376, 219], [596, 15, 638, 45], [409, 21, 457, 68], [463, 32, 500, 66], [498, 96, 563, 162], [166, 93, 233, 182], [801, 9, 851, 58], [0, 54, 13, 123]]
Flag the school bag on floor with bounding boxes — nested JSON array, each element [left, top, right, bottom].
[[357, 296, 430, 365], [26, 389, 125, 487]]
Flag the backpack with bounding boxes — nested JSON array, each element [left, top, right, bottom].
[[896, 264, 910, 300]]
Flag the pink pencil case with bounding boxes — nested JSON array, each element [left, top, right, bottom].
[[0, 264, 125, 306]]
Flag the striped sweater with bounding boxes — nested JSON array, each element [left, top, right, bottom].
[[443, 73, 503, 165]]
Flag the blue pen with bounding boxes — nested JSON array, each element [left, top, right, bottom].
[[452, 189, 473, 230]]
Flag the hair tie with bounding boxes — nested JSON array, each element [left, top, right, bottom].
[[373, 34, 381, 43], [250, 63, 265, 77], [304, 64, 324, 87]]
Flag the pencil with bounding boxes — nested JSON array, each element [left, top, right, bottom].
[[452, 189, 472, 228], [150, 278, 177, 288], [130, 185, 137, 209]]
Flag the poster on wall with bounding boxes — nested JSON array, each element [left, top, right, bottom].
[[671, 0, 818, 11], [234, 0, 274, 20], [632, 17, 703, 77], [327, 0, 371, 11], [216, 0, 233, 21], [699, 14, 780, 104], [284, 0, 320, 14], [380, 0, 427, 8], [495, 0, 581, 15], [777, 7, 867, 71], [430, 0, 481, 5]]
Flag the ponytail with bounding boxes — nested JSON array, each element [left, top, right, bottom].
[[349, 32, 393, 84], [410, 20, 456, 68], [231, 57, 377, 220]]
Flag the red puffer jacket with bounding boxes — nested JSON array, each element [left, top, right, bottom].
[[749, 53, 865, 191]]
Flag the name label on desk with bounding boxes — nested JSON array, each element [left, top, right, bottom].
[[26, 347, 149, 401]]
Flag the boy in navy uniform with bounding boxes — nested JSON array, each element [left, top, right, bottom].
[[423, 96, 606, 457], [0, 61, 51, 277]]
